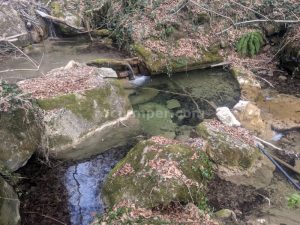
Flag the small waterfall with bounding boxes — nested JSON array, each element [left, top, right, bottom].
[[48, 21, 57, 38]]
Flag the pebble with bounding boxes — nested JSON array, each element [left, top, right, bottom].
[[278, 75, 287, 81]]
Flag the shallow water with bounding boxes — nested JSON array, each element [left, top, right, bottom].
[[64, 148, 128, 225], [11, 39, 242, 225], [0, 39, 126, 82], [129, 68, 240, 139], [19, 146, 129, 225]]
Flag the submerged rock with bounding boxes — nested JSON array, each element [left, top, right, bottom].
[[18, 63, 141, 159], [196, 120, 275, 189], [166, 99, 181, 109], [0, 176, 20, 225], [0, 82, 42, 173], [102, 136, 213, 209], [136, 102, 176, 138]]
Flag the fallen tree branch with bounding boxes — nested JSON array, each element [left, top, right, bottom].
[[189, 0, 234, 24], [253, 74, 274, 88], [229, 0, 270, 20], [0, 32, 28, 42], [254, 136, 300, 159], [218, 19, 300, 35], [24, 212, 67, 225]]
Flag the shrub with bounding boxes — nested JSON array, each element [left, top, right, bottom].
[[236, 31, 264, 57]]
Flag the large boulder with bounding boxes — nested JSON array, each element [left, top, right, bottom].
[[133, 43, 223, 75], [46, 0, 110, 35], [102, 136, 214, 209], [0, 81, 42, 174], [196, 120, 275, 189], [0, 0, 47, 45], [0, 176, 20, 225], [18, 63, 141, 159]]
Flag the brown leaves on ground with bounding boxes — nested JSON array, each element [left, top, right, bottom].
[[95, 200, 219, 225], [113, 163, 135, 177], [208, 119, 255, 146], [18, 63, 106, 99]]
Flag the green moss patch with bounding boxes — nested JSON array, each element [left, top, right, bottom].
[[37, 87, 112, 121], [102, 138, 213, 209]]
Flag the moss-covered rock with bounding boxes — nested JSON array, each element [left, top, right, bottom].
[[102, 136, 213, 209], [0, 82, 42, 173], [87, 58, 132, 72], [196, 120, 275, 189], [132, 43, 223, 75], [0, 176, 20, 225], [18, 63, 141, 160]]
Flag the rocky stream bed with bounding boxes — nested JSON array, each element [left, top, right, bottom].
[[1, 1, 300, 225]]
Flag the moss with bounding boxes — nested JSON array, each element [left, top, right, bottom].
[[230, 67, 242, 78], [87, 58, 129, 72], [51, 2, 64, 18], [92, 29, 112, 37], [37, 87, 112, 121], [103, 139, 213, 209], [132, 43, 223, 75], [196, 123, 210, 138]]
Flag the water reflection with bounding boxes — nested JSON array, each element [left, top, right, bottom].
[[64, 148, 128, 225]]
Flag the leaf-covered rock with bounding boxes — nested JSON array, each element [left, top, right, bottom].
[[102, 136, 214, 209], [196, 120, 275, 189]]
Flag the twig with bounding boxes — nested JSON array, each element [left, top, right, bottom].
[[230, 0, 269, 20], [258, 193, 271, 207], [7, 41, 39, 68], [218, 19, 300, 35], [253, 74, 274, 88], [254, 136, 300, 159], [189, 0, 234, 24], [24, 212, 67, 225], [269, 38, 294, 62]]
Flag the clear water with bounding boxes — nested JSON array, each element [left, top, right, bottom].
[[64, 147, 128, 225], [129, 68, 240, 139], [0, 39, 126, 82]]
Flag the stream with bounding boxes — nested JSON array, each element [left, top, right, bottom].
[[5, 39, 298, 225], [16, 66, 240, 225]]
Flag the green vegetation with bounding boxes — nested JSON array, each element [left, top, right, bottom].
[[236, 31, 264, 57], [37, 88, 112, 121], [287, 193, 300, 208]]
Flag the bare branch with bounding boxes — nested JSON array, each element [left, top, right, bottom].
[[230, 0, 270, 20], [189, 0, 235, 25]]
